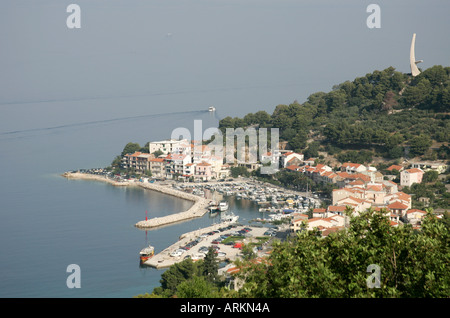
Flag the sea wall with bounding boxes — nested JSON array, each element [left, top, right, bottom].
[[61, 172, 210, 229]]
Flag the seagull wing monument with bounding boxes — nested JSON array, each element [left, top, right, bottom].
[[410, 33, 423, 77]]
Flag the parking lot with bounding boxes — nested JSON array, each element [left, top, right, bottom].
[[144, 223, 273, 268]]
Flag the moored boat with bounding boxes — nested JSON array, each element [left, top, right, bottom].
[[139, 245, 155, 262], [218, 201, 228, 211], [221, 211, 239, 223]]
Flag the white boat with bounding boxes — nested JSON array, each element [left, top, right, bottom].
[[221, 212, 239, 223], [218, 201, 228, 211], [208, 106, 216, 112]]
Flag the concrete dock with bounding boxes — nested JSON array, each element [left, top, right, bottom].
[[144, 223, 271, 269], [62, 172, 210, 229], [135, 182, 210, 229]]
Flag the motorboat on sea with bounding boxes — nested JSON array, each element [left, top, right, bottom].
[[218, 201, 229, 211], [208, 106, 216, 112], [139, 245, 155, 263]]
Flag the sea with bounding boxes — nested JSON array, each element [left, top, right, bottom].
[[1, 0, 447, 298], [0, 108, 271, 298]]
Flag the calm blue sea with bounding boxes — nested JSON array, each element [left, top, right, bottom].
[[0, 109, 266, 298], [1, 0, 447, 298]]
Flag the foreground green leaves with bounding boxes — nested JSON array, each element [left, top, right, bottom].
[[235, 208, 449, 298]]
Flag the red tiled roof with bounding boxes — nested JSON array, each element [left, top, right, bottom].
[[387, 165, 403, 171], [406, 168, 423, 174], [406, 209, 426, 214], [327, 205, 346, 212], [342, 162, 362, 168], [387, 201, 408, 210]]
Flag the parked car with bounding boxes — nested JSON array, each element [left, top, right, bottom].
[[170, 249, 185, 257]]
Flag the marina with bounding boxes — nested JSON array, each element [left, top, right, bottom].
[[62, 171, 321, 270], [143, 220, 273, 269], [63, 172, 323, 228]]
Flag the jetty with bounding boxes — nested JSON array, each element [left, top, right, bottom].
[[61, 172, 210, 229], [135, 182, 210, 229]]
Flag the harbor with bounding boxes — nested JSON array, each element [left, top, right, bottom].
[[62, 170, 319, 270], [143, 218, 274, 269], [62, 171, 211, 228], [62, 171, 324, 228]]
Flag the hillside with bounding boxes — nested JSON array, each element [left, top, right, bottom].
[[218, 65, 450, 165]]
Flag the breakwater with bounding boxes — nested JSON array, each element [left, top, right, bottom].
[[61, 172, 210, 229]]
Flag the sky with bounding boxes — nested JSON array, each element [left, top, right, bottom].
[[0, 0, 449, 132]]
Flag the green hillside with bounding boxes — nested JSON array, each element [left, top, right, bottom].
[[219, 65, 450, 164]]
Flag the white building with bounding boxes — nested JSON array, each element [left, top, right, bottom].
[[400, 168, 424, 187], [280, 152, 304, 168], [149, 139, 189, 155]]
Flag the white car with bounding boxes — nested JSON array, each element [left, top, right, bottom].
[[191, 253, 206, 260], [170, 249, 185, 257]]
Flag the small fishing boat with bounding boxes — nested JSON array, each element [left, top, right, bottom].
[[139, 245, 154, 263]]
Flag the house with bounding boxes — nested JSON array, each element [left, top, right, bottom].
[[332, 188, 365, 205], [327, 205, 347, 216], [386, 164, 404, 173], [400, 168, 424, 187], [381, 180, 398, 194], [290, 214, 309, 233], [312, 208, 327, 218], [149, 139, 189, 155], [149, 158, 166, 178], [341, 162, 367, 174], [409, 161, 448, 174], [121, 152, 153, 172], [195, 161, 212, 181], [261, 150, 281, 166], [165, 153, 191, 178], [280, 152, 304, 168], [286, 165, 301, 172], [183, 163, 196, 179], [336, 196, 371, 214], [406, 209, 427, 225], [303, 158, 316, 166], [192, 144, 212, 163], [365, 183, 386, 205], [387, 201, 409, 217], [385, 191, 412, 210], [305, 214, 345, 231]]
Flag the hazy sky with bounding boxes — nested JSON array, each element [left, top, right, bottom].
[[0, 0, 449, 132]]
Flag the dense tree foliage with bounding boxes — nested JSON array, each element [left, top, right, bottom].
[[121, 142, 142, 156], [139, 247, 224, 298], [218, 65, 450, 161], [230, 208, 449, 298], [137, 208, 449, 298]]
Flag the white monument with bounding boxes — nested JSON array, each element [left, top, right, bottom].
[[410, 33, 423, 77]]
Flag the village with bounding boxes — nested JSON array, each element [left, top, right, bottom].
[[76, 137, 448, 237]]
